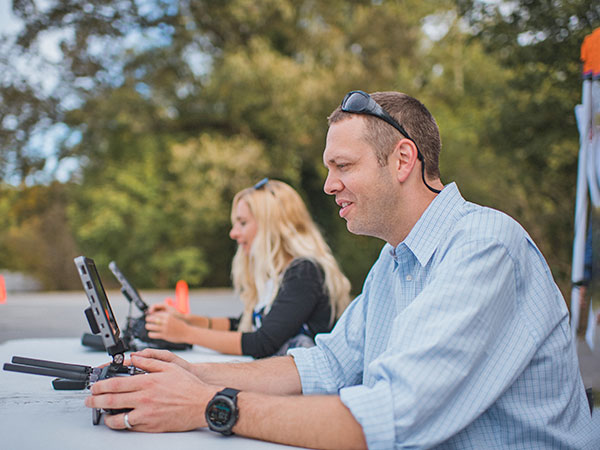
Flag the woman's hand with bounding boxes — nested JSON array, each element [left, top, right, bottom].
[[148, 303, 184, 319], [145, 311, 190, 343]]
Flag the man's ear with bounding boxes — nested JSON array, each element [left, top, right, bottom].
[[392, 139, 419, 183]]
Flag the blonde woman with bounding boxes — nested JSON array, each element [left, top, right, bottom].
[[145, 178, 351, 358]]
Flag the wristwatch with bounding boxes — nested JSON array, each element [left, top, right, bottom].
[[205, 387, 241, 435]]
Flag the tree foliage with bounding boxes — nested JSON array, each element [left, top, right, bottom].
[[0, 181, 81, 289], [1, 0, 597, 294], [455, 0, 600, 286]]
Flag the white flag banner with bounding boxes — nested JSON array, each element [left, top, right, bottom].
[[570, 79, 592, 336], [570, 28, 600, 338]]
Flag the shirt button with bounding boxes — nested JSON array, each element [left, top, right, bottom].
[[406, 275, 413, 281]]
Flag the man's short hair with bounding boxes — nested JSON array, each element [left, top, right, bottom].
[[328, 91, 441, 179]]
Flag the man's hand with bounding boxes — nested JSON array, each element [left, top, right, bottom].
[[84, 353, 366, 448], [85, 353, 219, 432]]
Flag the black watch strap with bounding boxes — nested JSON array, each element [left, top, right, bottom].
[[220, 387, 240, 398], [206, 387, 240, 435]]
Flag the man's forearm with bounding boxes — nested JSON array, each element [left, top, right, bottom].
[[234, 391, 367, 450], [193, 355, 303, 395], [196, 356, 367, 448], [87, 351, 366, 448]]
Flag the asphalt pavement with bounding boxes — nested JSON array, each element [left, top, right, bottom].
[[0, 289, 243, 343]]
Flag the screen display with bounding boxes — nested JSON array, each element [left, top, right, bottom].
[[109, 261, 148, 312], [84, 258, 120, 339]]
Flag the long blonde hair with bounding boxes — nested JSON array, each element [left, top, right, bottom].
[[231, 179, 351, 332]]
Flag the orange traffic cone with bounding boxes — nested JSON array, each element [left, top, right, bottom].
[[175, 280, 190, 314], [0, 275, 6, 304]]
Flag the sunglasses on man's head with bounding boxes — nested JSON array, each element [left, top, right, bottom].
[[340, 90, 441, 194], [341, 90, 418, 152]]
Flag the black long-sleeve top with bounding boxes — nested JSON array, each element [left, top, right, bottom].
[[229, 258, 332, 358]]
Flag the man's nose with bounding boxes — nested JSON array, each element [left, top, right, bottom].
[[324, 172, 342, 195]]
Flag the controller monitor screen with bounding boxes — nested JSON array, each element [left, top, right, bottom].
[[74, 256, 120, 348], [108, 261, 148, 312]]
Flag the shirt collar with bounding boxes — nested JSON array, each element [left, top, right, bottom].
[[395, 182, 466, 267]]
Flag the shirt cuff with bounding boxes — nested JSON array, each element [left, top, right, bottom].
[[340, 382, 395, 450], [288, 346, 337, 394]]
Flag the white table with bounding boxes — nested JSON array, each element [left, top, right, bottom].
[[0, 338, 303, 450]]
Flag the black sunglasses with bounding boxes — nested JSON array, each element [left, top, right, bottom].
[[341, 90, 440, 194]]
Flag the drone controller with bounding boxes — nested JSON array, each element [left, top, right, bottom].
[[81, 261, 191, 352], [3, 255, 144, 425]]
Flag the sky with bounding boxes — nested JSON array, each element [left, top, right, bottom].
[[1, 0, 83, 184], [0, 0, 21, 34]]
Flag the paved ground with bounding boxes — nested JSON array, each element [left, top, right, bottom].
[[0, 289, 243, 343], [578, 337, 600, 396]]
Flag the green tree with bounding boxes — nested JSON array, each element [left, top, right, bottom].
[[3, 0, 446, 289], [454, 0, 600, 293], [3, 0, 593, 295], [0, 182, 81, 289]]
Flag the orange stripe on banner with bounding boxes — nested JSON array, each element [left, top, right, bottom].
[[581, 27, 600, 78], [0, 275, 6, 304]]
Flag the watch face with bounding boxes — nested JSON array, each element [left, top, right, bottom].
[[206, 396, 236, 432]]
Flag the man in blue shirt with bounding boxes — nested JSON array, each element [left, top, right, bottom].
[[86, 91, 596, 449]]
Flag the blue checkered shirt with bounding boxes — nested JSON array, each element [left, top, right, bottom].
[[289, 183, 597, 449]]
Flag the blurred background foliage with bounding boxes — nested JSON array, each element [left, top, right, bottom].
[[0, 0, 598, 296]]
